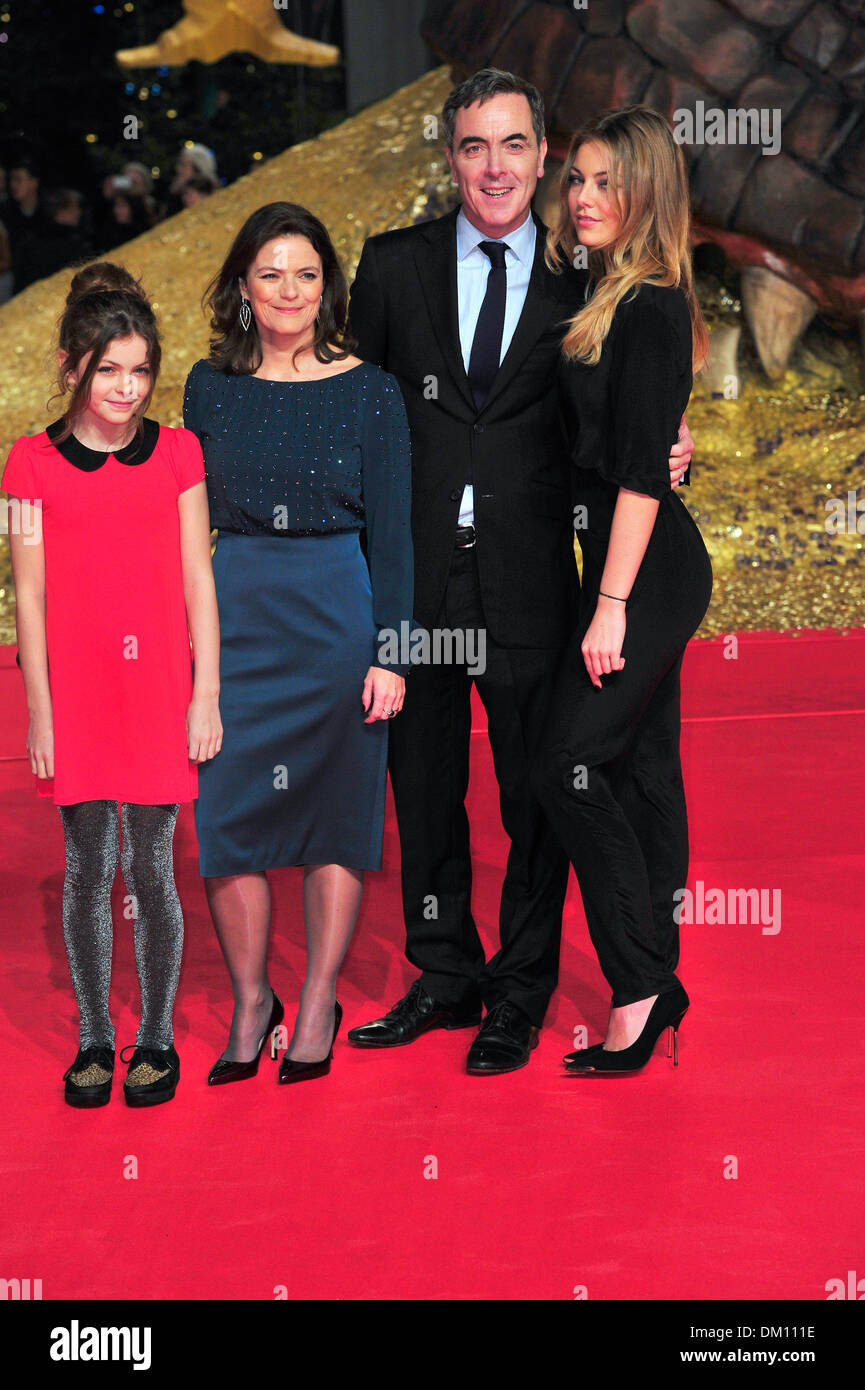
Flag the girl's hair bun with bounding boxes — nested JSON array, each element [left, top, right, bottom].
[[49, 260, 161, 442], [65, 261, 148, 308]]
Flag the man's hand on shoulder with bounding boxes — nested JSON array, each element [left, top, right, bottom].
[[669, 414, 693, 487]]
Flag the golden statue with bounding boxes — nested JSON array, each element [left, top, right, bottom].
[[116, 0, 340, 68]]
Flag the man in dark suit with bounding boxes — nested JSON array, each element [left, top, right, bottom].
[[5, 157, 50, 294], [347, 68, 691, 1072]]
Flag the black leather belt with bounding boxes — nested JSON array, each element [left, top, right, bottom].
[[455, 524, 476, 549]]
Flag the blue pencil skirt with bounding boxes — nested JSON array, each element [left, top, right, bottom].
[[194, 530, 389, 875]]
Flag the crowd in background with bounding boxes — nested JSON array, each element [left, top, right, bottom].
[[0, 144, 221, 304]]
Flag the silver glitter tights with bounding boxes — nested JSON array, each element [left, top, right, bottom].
[[56, 800, 183, 1050]]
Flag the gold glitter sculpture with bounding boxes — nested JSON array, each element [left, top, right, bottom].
[[116, 0, 340, 68], [1, 68, 863, 641]]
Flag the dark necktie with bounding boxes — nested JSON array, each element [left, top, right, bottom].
[[467, 240, 510, 412]]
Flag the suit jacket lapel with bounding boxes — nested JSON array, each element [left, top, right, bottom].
[[413, 208, 476, 413], [413, 206, 575, 416]]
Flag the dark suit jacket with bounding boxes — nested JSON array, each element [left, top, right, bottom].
[[348, 206, 588, 650]]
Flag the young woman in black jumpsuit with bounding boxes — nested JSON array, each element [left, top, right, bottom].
[[531, 107, 713, 1074]]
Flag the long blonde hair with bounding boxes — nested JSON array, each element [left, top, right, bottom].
[[545, 106, 708, 369]]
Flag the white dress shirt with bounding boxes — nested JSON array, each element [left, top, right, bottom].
[[455, 206, 536, 526]]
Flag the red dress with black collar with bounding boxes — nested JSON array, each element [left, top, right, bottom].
[[2, 419, 205, 804]]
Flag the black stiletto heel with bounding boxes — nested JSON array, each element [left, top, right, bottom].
[[667, 1018, 684, 1066], [278, 1000, 342, 1085], [563, 985, 689, 1075], [207, 990, 284, 1086]]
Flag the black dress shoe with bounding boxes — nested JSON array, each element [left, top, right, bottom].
[[120, 1044, 180, 1107], [347, 979, 482, 1048], [466, 1000, 539, 1075], [63, 1045, 115, 1108]]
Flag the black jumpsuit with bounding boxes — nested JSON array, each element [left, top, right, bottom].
[[531, 282, 713, 1007]]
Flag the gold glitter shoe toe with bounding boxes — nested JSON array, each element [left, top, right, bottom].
[[120, 1044, 180, 1107], [63, 1045, 115, 1108]]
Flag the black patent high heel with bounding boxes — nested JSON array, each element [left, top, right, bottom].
[[207, 990, 284, 1086], [278, 1000, 342, 1085], [563, 984, 689, 1075]]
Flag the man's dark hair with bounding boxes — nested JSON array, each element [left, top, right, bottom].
[[182, 175, 216, 196], [43, 188, 83, 218], [11, 155, 41, 180], [441, 68, 545, 152]]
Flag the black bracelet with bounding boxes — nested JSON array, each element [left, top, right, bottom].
[[599, 590, 627, 602]]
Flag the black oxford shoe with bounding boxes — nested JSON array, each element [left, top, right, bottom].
[[120, 1044, 180, 1107], [466, 1000, 539, 1075], [63, 1045, 115, 1108], [347, 979, 482, 1048]]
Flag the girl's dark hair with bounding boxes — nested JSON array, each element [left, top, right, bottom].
[[49, 261, 161, 443], [111, 191, 154, 234], [202, 201, 356, 374]]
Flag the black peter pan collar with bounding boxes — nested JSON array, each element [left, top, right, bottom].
[[46, 416, 160, 471]]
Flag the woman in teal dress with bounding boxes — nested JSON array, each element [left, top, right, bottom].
[[183, 202, 413, 1088]]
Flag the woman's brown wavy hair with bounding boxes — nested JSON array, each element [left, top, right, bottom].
[[202, 201, 356, 374], [545, 105, 708, 370]]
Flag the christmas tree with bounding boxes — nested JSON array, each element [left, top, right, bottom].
[[0, 0, 345, 201]]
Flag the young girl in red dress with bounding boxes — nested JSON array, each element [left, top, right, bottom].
[[3, 262, 222, 1107]]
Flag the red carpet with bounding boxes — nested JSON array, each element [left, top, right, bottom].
[[1, 631, 863, 1300]]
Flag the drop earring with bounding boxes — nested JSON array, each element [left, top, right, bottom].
[[239, 297, 252, 332]]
